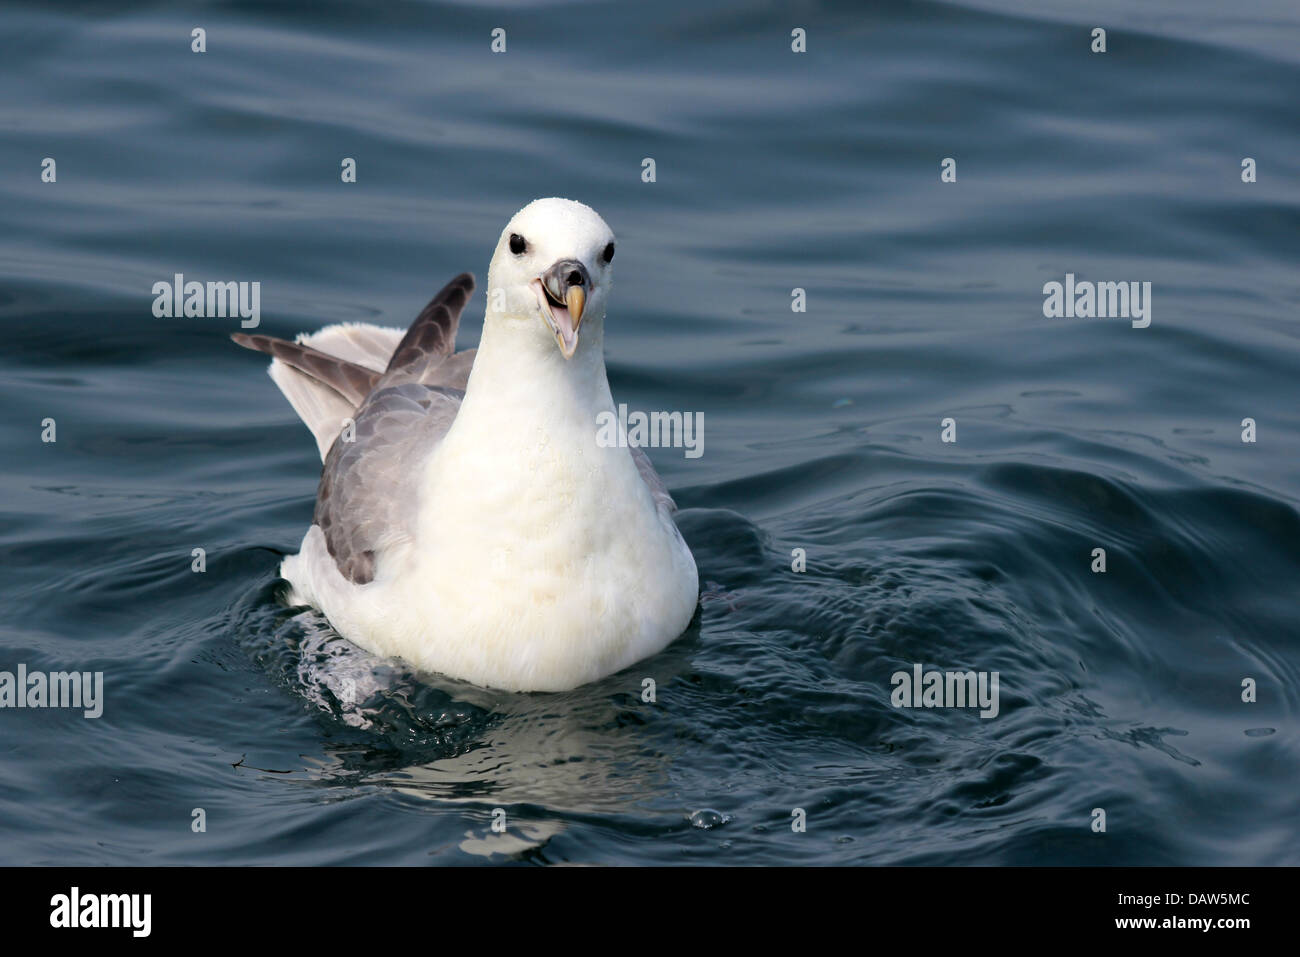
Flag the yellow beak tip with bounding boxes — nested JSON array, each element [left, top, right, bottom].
[[565, 286, 586, 324]]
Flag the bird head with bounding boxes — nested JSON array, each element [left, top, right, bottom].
[[486, 198, 616, 359]]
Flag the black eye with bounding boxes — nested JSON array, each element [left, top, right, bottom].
[[509, 233, 527, 255], [602, 242, 615, 264]]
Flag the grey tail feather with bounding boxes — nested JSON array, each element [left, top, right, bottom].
[[379, 272, 475, 386], [230, 332, 381, 408]]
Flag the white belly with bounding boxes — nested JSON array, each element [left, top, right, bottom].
[[280, 413, 698, 692]]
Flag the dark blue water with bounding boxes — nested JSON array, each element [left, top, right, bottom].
[[2, 0, 1298, 865]]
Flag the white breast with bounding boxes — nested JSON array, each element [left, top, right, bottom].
[[280, 319, 698, 692]]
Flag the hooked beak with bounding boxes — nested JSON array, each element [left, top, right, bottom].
[[535, 259, 590, 359]]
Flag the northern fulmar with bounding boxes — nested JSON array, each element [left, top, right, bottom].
[[233, 198, 699, 691]]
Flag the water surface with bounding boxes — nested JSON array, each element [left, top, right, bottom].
[[1, 0, 1298, 864]]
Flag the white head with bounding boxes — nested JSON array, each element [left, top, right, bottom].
[[485, 198, 617, 359]]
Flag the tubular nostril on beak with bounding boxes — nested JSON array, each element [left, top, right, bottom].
[[542, 259, 592, 304], [536, 259, 590, 358]]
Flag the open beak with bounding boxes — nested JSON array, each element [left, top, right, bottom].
[[535, 259, 591, 359]]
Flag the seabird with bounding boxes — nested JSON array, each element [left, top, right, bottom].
[[233, 198, 699, 691]]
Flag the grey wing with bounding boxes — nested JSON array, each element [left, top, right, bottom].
[[376, 272, 475, 390], [314, 382, 462, 584], [231, 272, 480, 584], [630, 445, 677, 514], [231, 332, 381, 406], [231, 272, 478, 458]]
